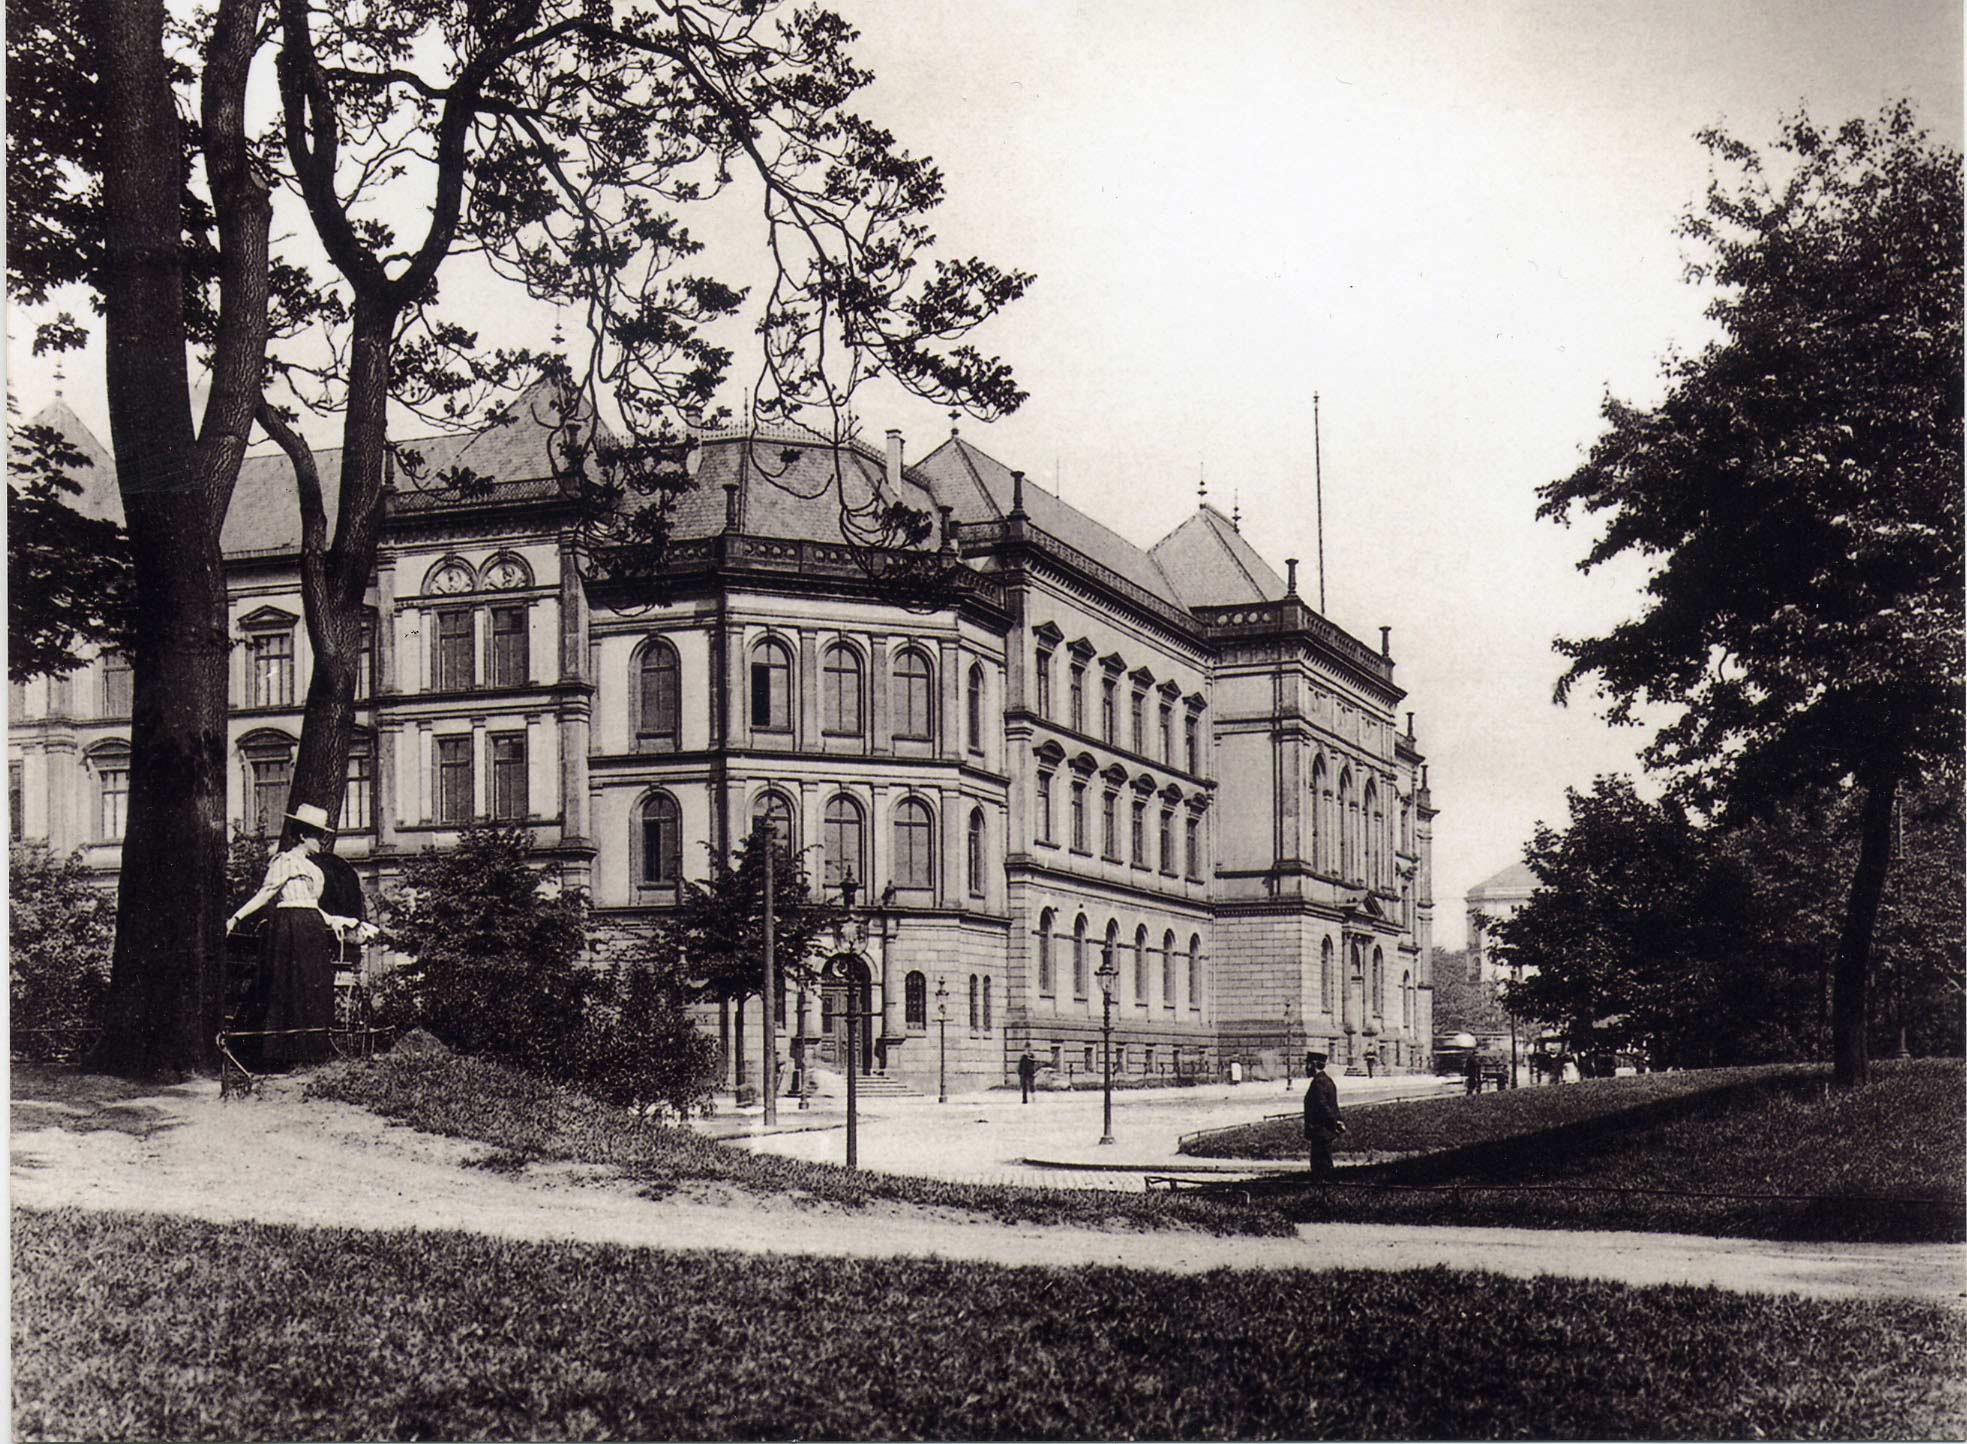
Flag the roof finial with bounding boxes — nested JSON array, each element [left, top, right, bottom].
[[53, 359, 64, 399], [1232, 491, 1241, 531], [1198, 463, 1207, 505], [551, 305, 565, 351], [948, 408, 961, 437]]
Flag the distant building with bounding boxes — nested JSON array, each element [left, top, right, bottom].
[[1465, 860, 1538, 983], [9, 395, 1438, 1089]]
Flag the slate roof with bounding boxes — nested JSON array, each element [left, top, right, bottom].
[[1148, 505, 1288, 607], [913, 434, 1189, 608], [16, 401, 118, 522], [673, 425, 943, 548], [1467, 861, 1539, 900]]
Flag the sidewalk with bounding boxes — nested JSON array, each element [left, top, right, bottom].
[[725, 1072, 1455, 1191]]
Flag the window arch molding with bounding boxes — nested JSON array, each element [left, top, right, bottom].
[[821, 792, 867, 894], [632, 635, 682, 752], [748, 635, 796, 734], [749, 788, 799, 856], [421, 556, 477, 596], [892, 645, 936, 741], [820, 640, 866, 739], [891, 793, 936, 890], [635, 788, 684, 889], [476, 551, 533, 589]]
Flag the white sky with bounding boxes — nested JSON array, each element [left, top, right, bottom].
[[7, 0, 1960, 944]]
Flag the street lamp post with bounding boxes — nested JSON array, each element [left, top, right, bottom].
[[936, 977, 949, 1104], [1095, 946, 1119, 1146], [1284, 1001, 1296, 1087]]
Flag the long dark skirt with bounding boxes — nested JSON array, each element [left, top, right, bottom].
[[243, 907, 336, 1066]]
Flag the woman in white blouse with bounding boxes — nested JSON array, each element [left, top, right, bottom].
[[227, 803, 349, 1067]]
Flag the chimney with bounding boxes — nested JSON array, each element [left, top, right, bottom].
[[723, 481, 740, 533], [938, 503, 956, 551], [1379, 626, 1391, 658], [885, 428, 904, 490], [1406, 711, 1415, 736], [1285, 558, 1299, 595]]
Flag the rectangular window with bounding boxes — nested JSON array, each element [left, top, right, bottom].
[[1184, 714, 1199, 774], [1069, 665, 1086, 732], [1131, 799, 1147, 867], [1035, 651, 1053, 719], [489, 606, 528, 688], [1159, 703, 1173, 764], [1160, 808, 1175, 873], [101, 652, 133, 717], [435, 610, 474, 692], [1130, 690, 1145, 751], [344, 747, 374, 832], [98, 762, 129, 842], [10, 761, 23, 840], [1101, 677, 1117, 743], [1036, 771, 1054, 845], [250, 755, 291, 837], [1070, 781, 1088, 852], [436, 735, 473, 823], [490, 733, 527, 820], [1186, 816, 1201, 879], [1101, 790, 1118, 860], [354, 616, 375, 701], [247, 630, 295, 708], [752, 655, 791, 731]]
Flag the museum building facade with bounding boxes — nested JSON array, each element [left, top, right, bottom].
[[9, 397, 1437, 1091]]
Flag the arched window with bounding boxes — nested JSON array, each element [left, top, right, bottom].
[[636, 638, 681, 751], [894, 797, 934, 889], [1321, 936, 1335, 1012], [1372, 946, 1385, 1014], [968, 975, 980, 1031], [822, 795, 865, 893], [1037, 908, 1056, 995], [1364, 781, 1381, 889], [639, 792, 681, 886], [905, 971, 928, 1030], [1103, 919, 1120, 993], [822, 643, 863, 738], [1310, 755, 1327, 872], [966, 663, 985, 754], [1401, 970, 1413, 1030], [89, 742, 132, 842], [1188, 935, 1203, 1010], [1072, 914, 1089, 997], [1339, 768, 1357, 882], [893, 648, 934, 740], [1162, 929, 1177, 1011], [751, 791, 796, 856], [749, 638, 793, 732], [966, 807, 986, 897], [1133, 924, 1149, 1004], [982, 976, 993, 1030]]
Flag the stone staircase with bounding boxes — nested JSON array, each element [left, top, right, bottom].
[[849, 1073, 922, 1099]]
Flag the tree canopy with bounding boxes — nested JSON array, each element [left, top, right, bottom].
[[6, 407, 134, 682], [1537, 104, 1963, 1083]]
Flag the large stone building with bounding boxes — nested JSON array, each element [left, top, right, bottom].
[[1465, 860, 1539, 984], [9, 396, 1437, 1091]]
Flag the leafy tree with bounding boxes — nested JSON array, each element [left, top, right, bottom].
[[1428, 949, 1510, 1036], [655, 827, 842, 1089], [1495, 777, 1764, 1067], [1538, 105, 1964, 1085], [383, 824, 594, 1076], [10, 0, 1026, 1079], [6, 403, 134, 682], [577, 934, 720, 1118], [10, 843, 118, 1062]]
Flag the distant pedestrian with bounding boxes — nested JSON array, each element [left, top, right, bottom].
[[1018, 1050, 1037, 1103], [1302, 1049, 1345, 1177], [1464, 1052, 1482, 1096]]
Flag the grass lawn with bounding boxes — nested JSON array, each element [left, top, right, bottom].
[[17, 1205, 1966, 1441], [1185, 1060, 1966, 1242], [307, 1051, 1289, 1238]]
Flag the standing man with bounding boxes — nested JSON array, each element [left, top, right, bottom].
[[1302, 1048, 1346, 1177], [1018, 1049, 1038, 1103]]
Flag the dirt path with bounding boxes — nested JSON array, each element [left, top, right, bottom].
[[11, 1074, 1966, 1308]]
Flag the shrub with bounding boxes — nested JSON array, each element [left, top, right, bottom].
[[574, 944, 719, 1118], [9, 843, 115, 1062]]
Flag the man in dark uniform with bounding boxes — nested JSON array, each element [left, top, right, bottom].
[[1302, 1048, 1345, 1177], [1017, 1049, 1038, 1103]]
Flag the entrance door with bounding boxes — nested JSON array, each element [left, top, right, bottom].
[[822, 953, 875, 1075]]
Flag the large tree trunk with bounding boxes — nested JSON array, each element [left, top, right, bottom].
[[88, 0, 269, 1078], [1831, 776, 1898, 1088]]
